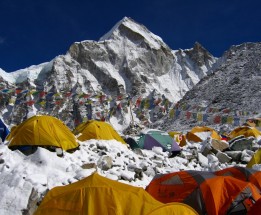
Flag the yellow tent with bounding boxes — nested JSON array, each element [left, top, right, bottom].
[[7, 115, 79, 151], [147, 203, 198, 215], [168, 131, 187, 147], [228, 126, 261, 140], [34, 173, 197, 215], [247, 149, 261, 168], [185, 132, 203, 143], [189, 126, 221, 141], [244, 118, 261, 128], [73, 120, 126, 144]]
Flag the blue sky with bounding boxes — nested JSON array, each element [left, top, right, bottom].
[[0, 0, 260, 72]]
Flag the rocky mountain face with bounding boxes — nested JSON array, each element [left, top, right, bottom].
[[158, 42, 261, 132], [3, 18, 260, 133], [183, 42, 261, 111], [0, 17, 217, 130]]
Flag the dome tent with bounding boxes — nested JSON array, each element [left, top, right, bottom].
[[34, 172, 198, 215], [146, 170, 261, 215], [7, 115, 79, 152], [247, 149, 261, 168], [228, 126, 261, 140], [147, 202, 198, 215], [215, 166, 261, 190], [130, 129, 181, 155], [188, 126, 221, 141], [73, 120, 126, 144]]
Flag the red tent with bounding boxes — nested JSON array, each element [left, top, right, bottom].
[[215, 166, 261, 190], [146, 170, 260, 215]]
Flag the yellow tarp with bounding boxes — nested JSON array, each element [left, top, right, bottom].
[[147, 203, 198, 215], [228, 126, 261, 140], [186, 131, 202, 143], [7, 115, 78, 151], [189, 126, 221, 141], [73, 120, 126, 144], [35, 173, 190, 215], [247, 149, 261, 168]]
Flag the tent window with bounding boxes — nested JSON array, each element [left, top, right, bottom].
[[161, 175, 183, 185]]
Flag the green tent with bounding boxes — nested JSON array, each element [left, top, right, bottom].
[[130, 130, 181, 154]]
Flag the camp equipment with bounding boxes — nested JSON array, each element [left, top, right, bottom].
[[132, 129, 181, 154], [215, 166, 261, 190], [146, 170, 260, 215], [0, 118, 9, 142], [168, 131, 187, 147], [34, 172, 198, 215], [247, 148, 261, 168], [228, 126, 261, 140], [147, 202, 198, 215], [7, 115, 78, 151], [73, 120, 126, 144], [189, 126, 221, 141]]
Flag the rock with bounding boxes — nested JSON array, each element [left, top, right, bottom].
[[241, 150, 254, 163], [133, 148, 144, 156], [216, 151, 232, 163], [0, 158, 4, 164], [211, 139, 229, 152], [200, 138, 212, 156], [55, 148, 63, 157], [152, 147, 164, 155], [229, 137, 255, 151], [97, 155, 113, 170], [224, 151, 242, 161], [198, 153, 208, 167], [22, 188, 39, 215], [120, 171, 135, 182], [144, 166, 156, 177], [201, 138, 229, 157], [81, 163, 97, 169], [207, 154, 220, 171], [153, 160, 163, 168]]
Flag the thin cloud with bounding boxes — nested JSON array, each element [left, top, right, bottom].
[[0, 37, 5, 44]]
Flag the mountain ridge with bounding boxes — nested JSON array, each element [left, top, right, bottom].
[[0, 17, 259, 132]]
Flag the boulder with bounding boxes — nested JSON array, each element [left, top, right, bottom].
[[97, 155, 113, 170], [216, 151, 232, 163]]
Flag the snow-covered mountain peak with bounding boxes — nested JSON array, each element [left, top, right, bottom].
[[99, 16, 166, 50], [0, 68, 15, 83], [6, 17, 256, 133], [0, 62, 52, 84]]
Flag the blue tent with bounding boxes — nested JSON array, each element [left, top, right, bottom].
[[0, 118, 10, 142]]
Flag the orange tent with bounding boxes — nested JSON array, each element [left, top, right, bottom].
[[146, 170, 261, 215], [215, 166, 261, 190], [248, 197, 261, 215]]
